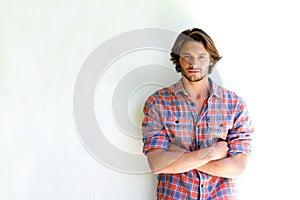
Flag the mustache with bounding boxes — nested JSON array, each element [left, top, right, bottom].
[[186, 67, 200, 70]]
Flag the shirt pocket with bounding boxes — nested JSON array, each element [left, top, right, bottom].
[[204, 121, 232, 147], [164, 116, 194, 149]]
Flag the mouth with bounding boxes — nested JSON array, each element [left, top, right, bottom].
[[187, 69, 200, 74]]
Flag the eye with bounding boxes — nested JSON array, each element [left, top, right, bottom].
[[198, 55, 207, 59], [182, 55, 191, 60]]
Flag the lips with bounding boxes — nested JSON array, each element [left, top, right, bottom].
[[187, 69, 200, 73]]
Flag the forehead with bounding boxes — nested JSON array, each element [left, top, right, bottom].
[[180, 41, 208, 54]]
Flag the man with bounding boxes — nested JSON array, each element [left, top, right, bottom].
[[142, 28, 253, 199]]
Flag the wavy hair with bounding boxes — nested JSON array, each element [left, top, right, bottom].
[[170, 28, 222, 74]]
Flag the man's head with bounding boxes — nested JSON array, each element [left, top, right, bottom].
[[170, 28, 222, 74]]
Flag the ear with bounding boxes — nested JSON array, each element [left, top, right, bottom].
[[209, 57, 215, 66], [175, 65, 181, 72]]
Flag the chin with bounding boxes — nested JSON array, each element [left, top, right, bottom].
[[189, 76, 205, 82]]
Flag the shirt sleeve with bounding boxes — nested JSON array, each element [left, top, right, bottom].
[[227, 99, 254, 157], [142, 95, 170, 155]]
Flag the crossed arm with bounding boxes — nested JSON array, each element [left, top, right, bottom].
[[146, 141, 248, 179]]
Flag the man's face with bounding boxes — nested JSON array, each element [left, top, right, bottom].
[[179, 41, 211, 82]]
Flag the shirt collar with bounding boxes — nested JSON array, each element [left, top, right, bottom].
[[173, 78, 188, 96], [209, 78, 223, 98], [173, 77, 223, 98]]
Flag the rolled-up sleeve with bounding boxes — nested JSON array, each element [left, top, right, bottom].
[[142, 96, 170, 155], [227, 100, 254, 157]]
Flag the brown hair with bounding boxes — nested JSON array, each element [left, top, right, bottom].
[[170, 28, 222, 73]]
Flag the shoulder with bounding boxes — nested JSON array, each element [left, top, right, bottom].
[[147, 82, 177, 101], [222, 87, 243, 101], [213, 81, 243, 100], [142, 82, 179, 112], [211, 81, 247, 107]]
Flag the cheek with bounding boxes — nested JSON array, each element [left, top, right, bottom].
[[202, 58, 211, 65], [202, 60, 211, 69], [179, 58, 190, 67]]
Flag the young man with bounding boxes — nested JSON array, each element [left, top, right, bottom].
[[142, 28, 253, 199]]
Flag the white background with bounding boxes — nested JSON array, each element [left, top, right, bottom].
[[1, 0, 300, 199]]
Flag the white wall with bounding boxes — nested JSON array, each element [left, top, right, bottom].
[[1, 0, 299, 199]]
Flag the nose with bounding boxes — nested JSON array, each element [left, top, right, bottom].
[[189, 57, 199, 67]]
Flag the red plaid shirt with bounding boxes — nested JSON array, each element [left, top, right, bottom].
[[142, 78, 253, 200]]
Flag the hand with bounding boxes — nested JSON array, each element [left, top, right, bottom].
[[198, 141, 228, 161]]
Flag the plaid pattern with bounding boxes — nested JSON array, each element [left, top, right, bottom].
[[142, 78, 253, 200]]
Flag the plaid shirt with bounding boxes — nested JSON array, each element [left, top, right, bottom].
[[142, 78, 253, 200]]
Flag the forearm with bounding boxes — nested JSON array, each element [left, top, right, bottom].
[[147, 147, 210, 174], [147, 141, 228, 174], [197, 154, 248, 178]]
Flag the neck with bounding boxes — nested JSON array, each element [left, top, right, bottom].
[[182, 76, 210, 99]]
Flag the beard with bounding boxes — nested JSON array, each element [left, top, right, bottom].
[[180, 66, 208, 82]]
